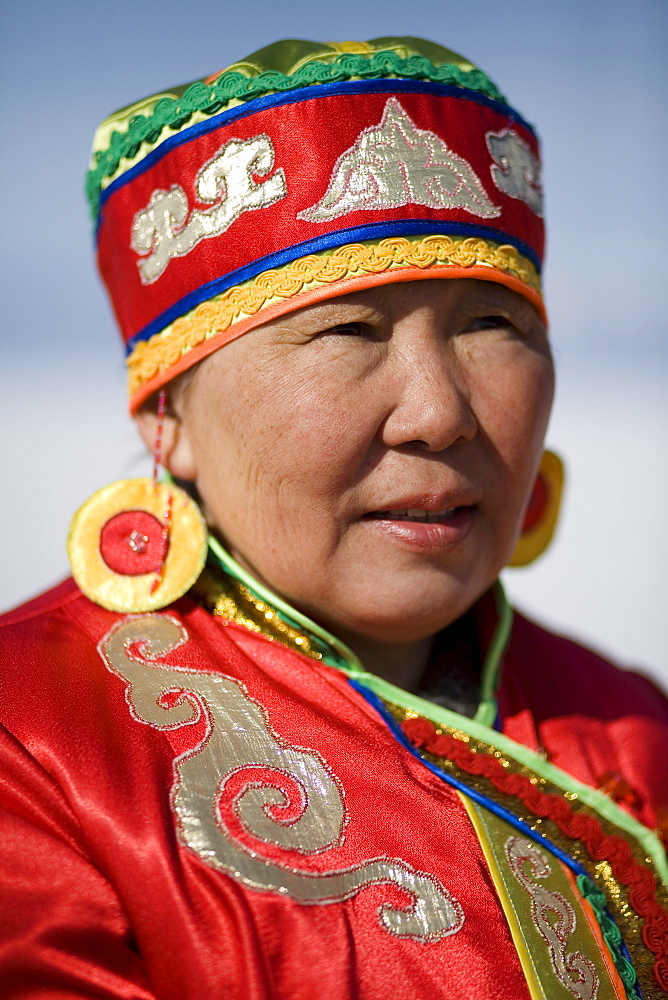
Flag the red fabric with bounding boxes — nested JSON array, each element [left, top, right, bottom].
[[500, 613, 668, 831], [99, 510, 165, 575], [401, 716, 668, 987], [97, 88, 542, 346], [1, 580, 527, 1000], [1, 579, 666, 998]]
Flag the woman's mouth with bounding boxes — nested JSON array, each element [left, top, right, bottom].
[[365, 507, 461, 523], [360, 504, 477, 552]]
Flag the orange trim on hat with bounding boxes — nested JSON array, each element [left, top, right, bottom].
[[130, 265, 545, 412]]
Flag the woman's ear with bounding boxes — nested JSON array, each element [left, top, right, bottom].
[[133, 404, 198, 482]]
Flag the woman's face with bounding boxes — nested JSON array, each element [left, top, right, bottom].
[[168, 279, 554, 645]]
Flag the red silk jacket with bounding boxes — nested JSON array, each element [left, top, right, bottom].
[[1, 577, 667, 999]]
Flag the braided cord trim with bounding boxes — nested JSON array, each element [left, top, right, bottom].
[[126, 235, 540, 395], [401, 714, 668, 997], [577, 874, 640, 995], [87, 51, 505, 216]]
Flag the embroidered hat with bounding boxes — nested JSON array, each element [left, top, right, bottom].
[[90, 37, 545, 411]]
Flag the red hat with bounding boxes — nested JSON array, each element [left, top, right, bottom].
[[89, 37, 545, 411]]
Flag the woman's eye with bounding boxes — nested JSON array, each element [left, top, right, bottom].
[[322, 322, 368, 337], [467, 315, 513, 332]]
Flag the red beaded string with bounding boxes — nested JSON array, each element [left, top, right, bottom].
[[152, 390, 167, 485], [150, 490, 173, 593], [150, 390, 171, 594]]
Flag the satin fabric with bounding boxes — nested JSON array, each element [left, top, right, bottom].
[[1, 579, 666, 998], [98, 86, 542, 349]]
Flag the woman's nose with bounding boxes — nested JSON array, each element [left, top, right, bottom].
[[379, 348, 478, 453]]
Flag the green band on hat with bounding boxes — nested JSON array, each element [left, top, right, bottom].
[[87, 38, 505, 218]]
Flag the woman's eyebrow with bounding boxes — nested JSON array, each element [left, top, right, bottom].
[[286, 303, 385, 331]]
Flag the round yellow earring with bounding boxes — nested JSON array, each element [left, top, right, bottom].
[[509, 450, 564, 567], [67, 478, 208, 613]]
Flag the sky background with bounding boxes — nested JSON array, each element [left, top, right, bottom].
[[1, 0, 667, 689]]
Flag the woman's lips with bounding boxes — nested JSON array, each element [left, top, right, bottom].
[[365, 506, 459, 522], [360, 505, 476, 551]]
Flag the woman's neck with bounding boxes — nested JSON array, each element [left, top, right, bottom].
[[336, 631, 436, 692], [205, 536, 485, 715], [334, 611, 483, 717]]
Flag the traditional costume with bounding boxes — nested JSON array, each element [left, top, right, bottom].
[[2, 38, 667, 1000]]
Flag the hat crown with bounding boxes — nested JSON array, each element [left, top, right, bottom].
[[88, 37, 507, 219]]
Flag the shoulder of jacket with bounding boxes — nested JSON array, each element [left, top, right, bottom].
[[508, 609, 668, 711], [0, 578, 84, 628]]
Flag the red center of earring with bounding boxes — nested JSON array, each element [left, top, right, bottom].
[[99, 510, 167, 576], [522, 473, 549, 533]]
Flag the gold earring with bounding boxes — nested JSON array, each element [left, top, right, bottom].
[[509, 450, 564, 567], [67, 478, 208, 613], [67, 391, 207, 613]]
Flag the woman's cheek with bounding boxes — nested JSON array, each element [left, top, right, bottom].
[[481, 351, 553, 448], [265, 376, 379, 483]]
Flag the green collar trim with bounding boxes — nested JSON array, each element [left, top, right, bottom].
[[208, 535, 362, 670], [206, 534, 668, 883]]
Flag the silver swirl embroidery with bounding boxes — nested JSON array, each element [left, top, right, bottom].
[[486, 129, 543, 216], [505, 837, 599, 999], [99, 615, 465, 942], [298, 97, 500, 223], [131, 133, 287, 284]]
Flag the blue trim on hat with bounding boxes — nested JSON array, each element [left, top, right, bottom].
[[347, 678, 593, 880], [124, 219, 541, 354], [98, 77, 535, 223]]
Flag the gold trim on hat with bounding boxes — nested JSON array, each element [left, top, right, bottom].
[[127, 234, 541, 398]]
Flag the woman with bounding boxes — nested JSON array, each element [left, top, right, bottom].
[[1, 37, 667, 1000]]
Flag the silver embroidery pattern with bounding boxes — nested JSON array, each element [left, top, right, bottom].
[[298, 97, 500, 223], [131, 134, 287, 284], [486, 129, 543, 216], [99, 615, 465, 942], [505, 837, 599, 1000]]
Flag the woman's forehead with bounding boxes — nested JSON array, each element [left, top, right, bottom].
[[265, 278, 542, 326], [181, 281, 545, 376]]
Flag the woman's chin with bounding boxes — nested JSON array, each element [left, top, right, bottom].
[[224, 513, 506, 649], [311, 575, 492, 648]]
